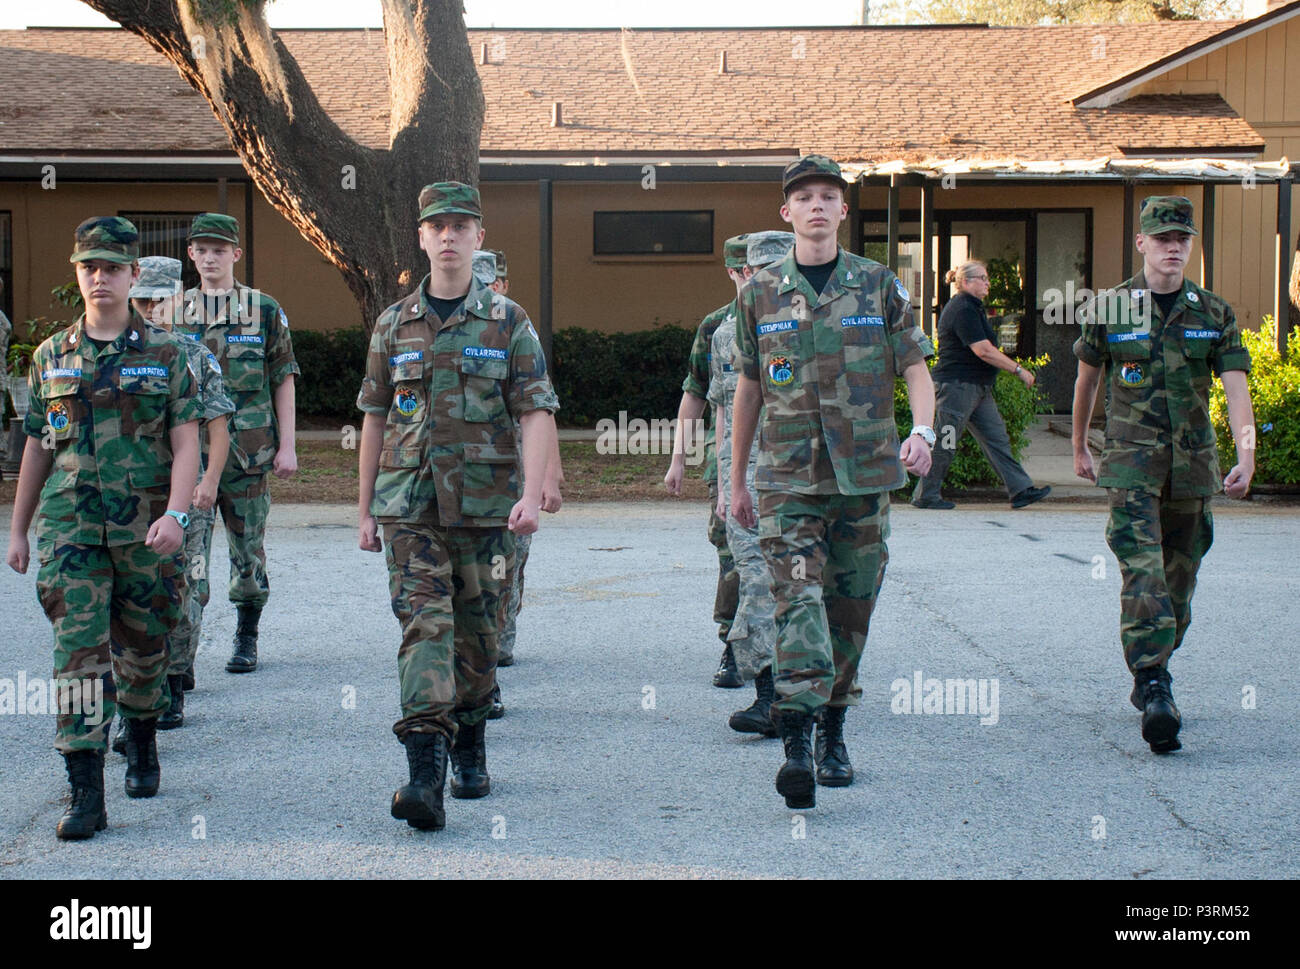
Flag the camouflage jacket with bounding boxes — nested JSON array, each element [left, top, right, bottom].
[[24, 314, 202, 546], [356, 274, 560, 527], [0, 309, 11, 400], [179, 283, 299, 474], [735, 247, 933, 495], [707, 316, 760, 496], [1074, 271, 1251, 498], [175, 332, 235, 474], [683, 300, 735, 484]]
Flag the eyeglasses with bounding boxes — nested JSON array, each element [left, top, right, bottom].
[[968, 275, 989, 282]]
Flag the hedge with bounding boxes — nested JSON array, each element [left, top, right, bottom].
[[291, 327, 369, 420], [550, 324, 695, 426], [1211, 315, 1300, 486]]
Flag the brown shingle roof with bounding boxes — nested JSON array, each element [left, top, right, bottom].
[[0, 22, 1262, 162]]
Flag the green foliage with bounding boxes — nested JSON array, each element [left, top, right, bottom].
[[291, 327, 368, 419], [551, 324, 696, 426], [894, 353, 1051, 491], [1210, 316, 1300, 486], [984, 256, 1023, 316]]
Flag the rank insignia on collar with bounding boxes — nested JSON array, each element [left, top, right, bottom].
[[1130, 289, 1145, 301], [782, 275, 790, 286], [1186, 290, 1200, 303]]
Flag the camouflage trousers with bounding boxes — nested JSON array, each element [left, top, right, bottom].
[[758, 491, 890, 715], [214, 464, 270, 608], [383, 522, 514, 742], [36, 540, 183, 753], [1105, 488, 1213, 673], [720, 464, 775, 682], [498, 531, 532, 665], [169, 501, 217, 676], [707, 481, 740, 642]]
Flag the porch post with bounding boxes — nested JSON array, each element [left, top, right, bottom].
[[1277, 176, 1292, 358], [920, 179, 934, 338], [1201, 182, 1215, 291], [1122, 181, 1134, 279], [887, 174, 900, 273]]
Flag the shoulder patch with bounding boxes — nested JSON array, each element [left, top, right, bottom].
[[278, 307, 290, 328], [894, 278, 910, 302], [206, 351, 221, 374]]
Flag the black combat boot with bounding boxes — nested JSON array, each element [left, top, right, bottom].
[[814, 705, 854, 787], [390, 732, 449, 831], [729, 667, 776, 737], [110, 715, 127, 755], [181, 664, 195, 692], [1130, 669, 1174, 711], [123, 717, 161, 798], [449, 718, 490, 799], [56, 750, 107, 840], [226, 605, 260, 673], [157, 675, 185, 730], [1135, 667, 1181, 753], [774, 709, 816, 809], [487, 682, 505, 720], [712, 643, 743, 689]]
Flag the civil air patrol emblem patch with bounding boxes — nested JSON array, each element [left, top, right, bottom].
[[47, 400, 70, 431], [768, 354, 794, 387], [1119, 362, 1146, 386], [894, 278, 910, 302], [395, 387, 420, 417]]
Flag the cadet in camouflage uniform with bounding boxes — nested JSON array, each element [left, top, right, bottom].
[[5, 218, 202, 839], [180, 213, 299, 674], [1072, 196, 1256, 755], [731, 157, 937, 809], [665, 234, 750, 689], [358, 184, 559, 832], [1, 279, 10, 466], [129, 257, 234, 731], [709, 230, 795, 738]]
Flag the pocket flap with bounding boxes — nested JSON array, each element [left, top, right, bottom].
[[232, 409, 273, 431], [380, 447, 422, 469], [129, 467, 169, 489], [463, 442, 517, 464], [852, 417, 896, 440], [762, 419, 810, 443], [118, 369, 170, 395], [389, 350, 426, 382], [41, 377, 81, 398], [459, 353, 509, 380]]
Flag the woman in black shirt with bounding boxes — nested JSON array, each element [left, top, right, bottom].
[[911, 260, 1050, 509]]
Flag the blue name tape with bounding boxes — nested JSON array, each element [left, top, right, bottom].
[[389, 351, 423, 366], [463, 346, 508, 361], [1107, 332, 1150, 343], [1183, 329, 1220, 340], [120, 366, 168, 378], [757, 320, 797, 335], [226, 334, 264, 345], [842, 316, 884, 327], [41, 368, 82, 380]]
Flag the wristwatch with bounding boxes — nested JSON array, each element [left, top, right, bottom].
[[165, 510, 190, 529], [909, 425, 937, 447]]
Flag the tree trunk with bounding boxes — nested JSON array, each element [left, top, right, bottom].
[[79, 0, 483, 333]]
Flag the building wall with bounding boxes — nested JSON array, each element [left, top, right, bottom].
[[1136, 13, 1300, 327]]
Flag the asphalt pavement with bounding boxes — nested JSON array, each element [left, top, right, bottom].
[[1, 498, 1296, 879]]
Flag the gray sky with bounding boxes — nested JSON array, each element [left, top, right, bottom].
[[0, 0, 873, 29]]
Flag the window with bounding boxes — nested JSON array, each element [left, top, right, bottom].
[[120, 211, 203, 291], [0, 211, 11, 322], [593, 210, 713, 256]]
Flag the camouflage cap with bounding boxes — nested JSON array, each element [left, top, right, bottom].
[[747, 230, 796, 267], [488, 248, 508, 279], [188, 212, 240, 244], [472, 250, 498, 286], [1139, 196, 1198, 236], [129, 256, 183, 299], [417, 181, 482, 223], [782, 154, 848, 195], [723, 234, 751, 269], [69, 216, 139, 264]]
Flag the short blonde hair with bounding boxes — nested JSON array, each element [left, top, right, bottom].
[[945, 260, 986, 287]]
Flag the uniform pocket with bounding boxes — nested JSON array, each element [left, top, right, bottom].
[[118, 371, 170, 437], [851, 417, 902, 488], [38, 380, 81, 445], [460, 355, 509, 423], [223, 340, 266, 393], [461, 441, 518, 519]]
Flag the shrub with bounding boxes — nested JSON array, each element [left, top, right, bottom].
[[893, 353, 1051, 491], [551, 324, 695, 426], [292, 327, 369, 419], [1210, 316, 1300, 486]]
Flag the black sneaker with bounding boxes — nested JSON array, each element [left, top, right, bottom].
[[911, 498, 956, 510], [1011, 485, 1051, 508]]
